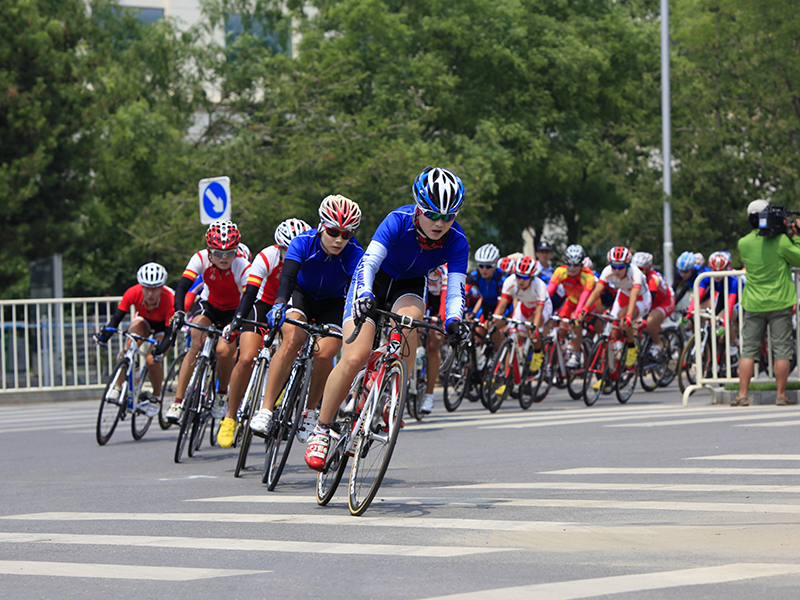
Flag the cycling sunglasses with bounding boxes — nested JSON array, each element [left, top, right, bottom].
[[209, 248, 237, 259], [516, 274, 532, 281], [421, 209, 458, 223], [611, 264, 628, 270], [477, 264, 495, 269], [323, 226, 354, 240]]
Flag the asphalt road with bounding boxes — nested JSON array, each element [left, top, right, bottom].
[[2, 383, 800, 600]]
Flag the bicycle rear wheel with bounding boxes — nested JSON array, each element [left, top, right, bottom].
[[484, 338, 512, 413], [615, 346, 638, 403], [190, 364, 215, 456], [583, 340, 607, 407], [235, 359, 268, 478], [263, 363, 307, 490], [529, 342, 553, 405], [443, 345, 470, 412], [174, 358, 204, 463], [638, 336, 663, 392], [349, 359, 407, 516], [567, 341, 591, 400], [130, 389, 153, 441], [96, 360, 129, 446], [158, 352, 185, 430], [678, 334, 700, 394], [658, 328, 682, 388], [316, 413, 354, 506]]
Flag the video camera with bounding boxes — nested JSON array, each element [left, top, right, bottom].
[[756, 205, 800, 237]]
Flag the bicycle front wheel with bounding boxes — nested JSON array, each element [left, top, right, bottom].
[[638, 336, 662, 393], [130, 391, 153, 441], [158, 352, 186, 430], [235, 359, 268, 478], [174, 358, 205, 463], [483, 338, 512, 413], [658, 328, 683, 388], [96, 360, 129, 446], [528, 342, 553, 406], [567, 341, 591, 400], [443, 345, 470, 412], [316, 415, 353, 506], [583, 340, 607, 407], [615, 344, 638, 404], [678, 334, 700, 394], [263, 363, 307, 490], [349, 359, 407, 516]]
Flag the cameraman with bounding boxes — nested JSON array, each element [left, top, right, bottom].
[[734, 200, 800, 406]]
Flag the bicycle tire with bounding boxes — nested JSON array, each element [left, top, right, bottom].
[[484, 338, 513, 413], [174, 357, 205, 463], [96, 359, 129, 446], [316, 413, 354, 506], [190, 362, 215, 456], [529, 342, 553, 405], [158, 352, 186, 430], [263, 362, 307, 490], [638, 336, 661, 392], [659, 328, 683, 388], [678, 334, 700, 394], [567, 341, 591, 400], [348, 359, 407, 516], [583, 340, 607, 407], [235, 359, 268, 477], [130, 391, 152, 441], [615, 344, 638, 403], [443, 345, 470, 412]]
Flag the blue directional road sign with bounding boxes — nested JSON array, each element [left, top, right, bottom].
[[199, 176, 231, 224]]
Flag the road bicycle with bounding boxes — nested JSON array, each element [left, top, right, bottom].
[[96, 329, 160, 445], [316, 308, 454, 516], [233, 319, 279, 478], [482, 315, 548, 412], [406, 315, 440, 421], [259, 317, 342, 491], [540, 316, 591, 401], [442, 317, 496, 412], [173, 321, 224, 464], [637, 320, 683, 392], [582, 313, 639, 406], [677, 308, 735, 393]]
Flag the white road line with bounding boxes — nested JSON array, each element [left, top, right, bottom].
[[0, 559, 266, 581], [418, 563, 800, 600], [541, 467, 800, 475], [437, 482, 800, 493], [734, 420, 800, 427], [0, 532, 515, 558], [0, 423, 96, 434], [688, 454, 800, 461], [183, 495, 800, 514], [605, 413, 792, 427]]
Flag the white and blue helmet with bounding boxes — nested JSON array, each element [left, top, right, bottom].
[[412, 167, 465, 215], [676, 251, 696, 271]]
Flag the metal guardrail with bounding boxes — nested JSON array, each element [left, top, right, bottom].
[[0, 297, 182, 394], [681, 268, 800, 405]]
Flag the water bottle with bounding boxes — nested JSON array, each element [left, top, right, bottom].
[[415, 346, 425, 377], [612, 340, 625, 364]]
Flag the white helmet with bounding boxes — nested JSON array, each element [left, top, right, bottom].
[[474, 244, 500, 265], [631, 252, 653, 270], [275, 218, 312, 247], [137, 263, 168, 287]]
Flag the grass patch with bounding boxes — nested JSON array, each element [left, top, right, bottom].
[[723, 381, 800, 391]]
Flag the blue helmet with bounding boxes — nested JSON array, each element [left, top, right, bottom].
[[412, 167, 465, 215], [676, 251, 696, 271]]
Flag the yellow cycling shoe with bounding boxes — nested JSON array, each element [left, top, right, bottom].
[[529, 351, 543, 372], [592, 378, 603, 390], [495, 384, 507, 396], [625, 346, 638, 368], [217, 417, 237, 449]]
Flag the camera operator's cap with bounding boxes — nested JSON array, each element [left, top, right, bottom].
[[747, 199, 770, 215], [536, 240, 553, 252]]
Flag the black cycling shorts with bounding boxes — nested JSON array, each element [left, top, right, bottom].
[[242, 300, 272, 335], [287, 287, 345, 331], [197, 300, 236, 328]]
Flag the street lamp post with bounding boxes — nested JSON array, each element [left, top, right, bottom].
[[661, 0, 674, 285]]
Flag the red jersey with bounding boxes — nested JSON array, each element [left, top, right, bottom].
[[118, 285, 175, 326]]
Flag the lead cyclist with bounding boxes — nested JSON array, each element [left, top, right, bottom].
[[304, 166, 471, 471]]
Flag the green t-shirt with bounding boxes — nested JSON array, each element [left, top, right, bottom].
[[738, 230, 800, 312]]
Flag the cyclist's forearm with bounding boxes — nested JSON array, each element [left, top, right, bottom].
[[174, 276, 193, 312], [275, 259, 301, 303], [235, 284, 259, 318], [105, 308, 127, 331]]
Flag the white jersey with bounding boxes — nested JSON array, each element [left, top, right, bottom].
[[599, 264, 650, 299], [501, 274, 552, 310]]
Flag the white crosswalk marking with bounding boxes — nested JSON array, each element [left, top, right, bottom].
[[0, 560, 267, 581], [542, 467, 800, 475], [687, 454, 800, 460]]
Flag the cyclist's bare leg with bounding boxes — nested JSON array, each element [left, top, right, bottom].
[[259, 312, 307, 412], [317, 318, 376, 425], [646, 309, 664, 347], [215, 336, 237, 393], [145, 331, 166, 396], [308, 335, 342, 411], [570, 321, 583, 354], [425, 328, 441, 395], [225, 330, 261, 419], [175, 314, 211, 400]]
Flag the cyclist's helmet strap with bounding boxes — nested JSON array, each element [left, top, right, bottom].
[[413, 209, 448, 250]]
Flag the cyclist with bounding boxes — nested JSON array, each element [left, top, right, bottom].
[[674, 250, 711, 305], [165, 221, 251, 424], [547, 244, 598, 368], [418, 265, 446, 414], [491, 255, 553, 375], [581, 247, 651, 368], [631, 252, 675, 358], [467, 244, 507, 351], [94, 263, 174, 417], [304, 166, 470, 471], [686, 250, 741, 334], [248, 196, 364, 440], [215, 218, 312, 448]]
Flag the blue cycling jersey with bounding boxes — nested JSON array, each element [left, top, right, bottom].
[[354, 205, 470, 322], [467, 268, 505, 308], [285, 229, 364, 300]]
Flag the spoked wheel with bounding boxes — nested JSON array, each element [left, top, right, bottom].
[[174, 359, 205, 463], [615, 345, 638, 403], [316, 414, 354, 506], [529, 343, 553, 405], [158, 352, 185, 430], [658, 328, 683, 388], [583, 340, 608, 407], [130, 390, 153, 441], [262, 365, 307, 490], [678, 334, 705, 394], [443, 345, 470, 412], [235, 361, 268, 478], [348, 359, 407, 516], [484, 338, 513, 413], [96, 360, 129, 446], [189, 365, 215, 456], [567, 341, 591, 400], [638, 336, 666, 392]]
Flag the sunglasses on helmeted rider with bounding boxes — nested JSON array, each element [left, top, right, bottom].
[[421, 209, 458, 223], [209, 248, 237, 259], [323, 226, 354, 240], [478, 264, 495, 269]]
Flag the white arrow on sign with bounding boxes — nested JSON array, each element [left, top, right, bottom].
[[205, 187, 225, 213]]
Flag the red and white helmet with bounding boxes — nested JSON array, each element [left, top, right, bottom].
[[275, 218, 312, 247], [607, 246, 632, 267], [237, 243, 252, 262], [708, 251, 731, 271], [319, 195, 361, 231], [206, 220, 241, 251], [497, 256, 514, 273], [514, 256, 539, 278]]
